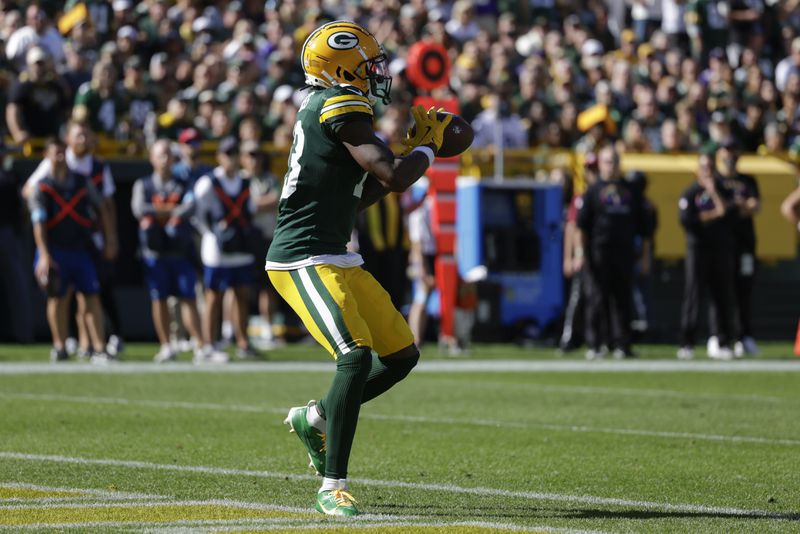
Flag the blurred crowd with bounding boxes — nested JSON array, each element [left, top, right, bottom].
[[3, 1, 800, 157]]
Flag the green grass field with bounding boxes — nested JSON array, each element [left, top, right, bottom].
[[1, 343, 799, 533]]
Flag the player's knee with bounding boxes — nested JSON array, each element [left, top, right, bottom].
[[337, 346, 373, 378], [379, 345, 419, 380]]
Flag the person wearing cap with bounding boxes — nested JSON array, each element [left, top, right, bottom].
[[576, 145, 647, 359], [28, 137, 113, 363], [62, 42, 93, 96], [193, 137, 262, 358], [677, 152, 737, 360], [73, 61, 123, 136], [132, 139, 224, 363], [172, 128, 212, 186], [118, 55, 158, 152], [240, 139, 284, 348], [712, 139, 761, 356], [6, 46, 70, 143]]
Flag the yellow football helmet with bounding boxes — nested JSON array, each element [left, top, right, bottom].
[[301, 20, 392, 104]]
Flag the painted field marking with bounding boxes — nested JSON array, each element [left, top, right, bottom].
[[416, 377, 794, 404], [2, 391, 798, 447], [0, 484, 580, 533], [0, 518, 598, 533], [1, 359, 799, 375], [0, 482, 167, 502], [1, 451, 797, 522]]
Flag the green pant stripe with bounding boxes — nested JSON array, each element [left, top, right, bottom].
[[290, 269, 339, 353], [304, 267, 358, 352]]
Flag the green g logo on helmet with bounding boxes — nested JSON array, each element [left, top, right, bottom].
[[327, 31, 359, 50]]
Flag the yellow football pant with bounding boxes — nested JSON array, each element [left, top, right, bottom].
[[267, 264, 414, 358]]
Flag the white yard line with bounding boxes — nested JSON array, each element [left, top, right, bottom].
[[0, 499, 312, 514], [0, 451, 795, 521], [0, 517, 597, 533], [416, 378, 792, 403], [0, 481, 167, 501], [2, 391, 798, 447], [1, 359, 799, 375]]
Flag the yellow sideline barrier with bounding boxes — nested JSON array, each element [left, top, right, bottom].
[[9, 138, 798, 260], [621, 154, 798, 261]]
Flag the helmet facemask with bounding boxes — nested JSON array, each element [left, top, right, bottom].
[[358, 52, 392, 105]]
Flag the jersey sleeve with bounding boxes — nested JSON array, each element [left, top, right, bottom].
[[319, 89, 374, 132]]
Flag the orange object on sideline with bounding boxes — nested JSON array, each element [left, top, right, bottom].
[[794, 319, 800, 357]]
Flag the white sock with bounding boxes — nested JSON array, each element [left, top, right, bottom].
[[338, 478, 349, 490], [306, 401, 326, 432], [319, 477, 341, 492], [161, 343, 172, 353]]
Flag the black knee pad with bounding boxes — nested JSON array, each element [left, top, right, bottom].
[[379, 352, 419, 381]]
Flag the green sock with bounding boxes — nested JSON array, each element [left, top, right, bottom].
[[318, 347, 372, 479], [361, 353, 419, 404]]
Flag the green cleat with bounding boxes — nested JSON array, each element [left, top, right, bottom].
[[315, 489, 359, 516], [283, 400, 326, 476]]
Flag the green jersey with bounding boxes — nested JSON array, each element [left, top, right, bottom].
[[266, 85, 374, 265]]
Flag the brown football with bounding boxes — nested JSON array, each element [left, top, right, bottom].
[[410, 112, 474, 158]]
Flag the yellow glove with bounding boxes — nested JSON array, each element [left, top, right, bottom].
[[401, 105, 453, 156]]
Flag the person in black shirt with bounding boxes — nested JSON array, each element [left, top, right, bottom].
[[627, 171, 658, 337], [576, 145, 646, 359], [677, 153, 737, 360], [714, 139, 760, 356], [0, 141, 34, 342], [5, 47, 70, 143]]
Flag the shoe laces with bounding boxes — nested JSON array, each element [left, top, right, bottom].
[[331, 489, 356, 506], [317, 431, 327, 453]]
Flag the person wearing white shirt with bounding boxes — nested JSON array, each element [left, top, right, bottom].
[[5, 5, 65, 70], [471, 94, 528, 150], [193, 137, 260, 358], [406, 182, 436, 346]]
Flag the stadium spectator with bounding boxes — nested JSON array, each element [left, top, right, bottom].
[[6, 46, 70, 143], [715, 139, 761, 356], [73, 61, 122, 136], [28, 137, 112, 363], [131, 139, 213, 363], [5, 3, 64, 71], [471, 93, 528, 150], [172, 127, 212, 186], [117, 56, 158, 153], [577, 145, 646, 359], [677, 153, 737, 360], [194, 136, 260, 359]]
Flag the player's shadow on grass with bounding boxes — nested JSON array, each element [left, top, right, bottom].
[[371, 503, 800, 522], [563, 509, 800, 522]]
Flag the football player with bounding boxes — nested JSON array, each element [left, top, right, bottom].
[[266, 21, 451, 516]]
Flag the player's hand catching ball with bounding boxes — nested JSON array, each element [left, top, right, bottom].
[[401, 105, 452, 155]]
